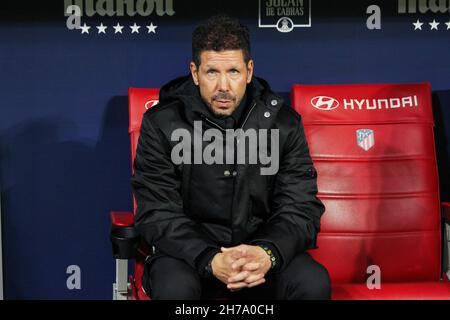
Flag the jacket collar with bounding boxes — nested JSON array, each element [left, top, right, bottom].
[[159, 75, 284, 130]]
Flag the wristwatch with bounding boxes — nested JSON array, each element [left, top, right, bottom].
[[258, 244, 277, 270]]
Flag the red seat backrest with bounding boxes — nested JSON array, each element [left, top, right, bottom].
[[128, 88, 160, 169], [291, 83, 441, 284]]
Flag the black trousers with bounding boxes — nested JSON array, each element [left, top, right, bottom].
[[142, 251, 331, 300]]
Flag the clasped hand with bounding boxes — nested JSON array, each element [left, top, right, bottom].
[[211, 244, 271, 291]]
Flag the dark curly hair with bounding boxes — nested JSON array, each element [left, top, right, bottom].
[[192, 14, 252, 67]]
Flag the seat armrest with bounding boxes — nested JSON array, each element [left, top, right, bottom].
[[111, 211, 134, 227], [442, 202, 450, 224], [110, 211, 139, 259]]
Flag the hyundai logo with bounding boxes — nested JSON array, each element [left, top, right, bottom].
[[145, 99, 159, 110], [311, 96, 340, 111]]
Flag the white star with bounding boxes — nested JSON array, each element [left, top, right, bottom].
[[412, 19, 423, 30], [113, 23, 124, 34], [446, 21, 450, 30], [130, 23, 141, 34], [146, 22, 158, 34], [96, 23, 107, 34], [429, 19, 439, 30], [80, 23, 91, 34]]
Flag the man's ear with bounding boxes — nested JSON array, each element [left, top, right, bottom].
[[190, 62, 199, 86], [246, 59, 254, 84]]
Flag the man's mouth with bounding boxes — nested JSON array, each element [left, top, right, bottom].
[[215, 100, 232, 108]]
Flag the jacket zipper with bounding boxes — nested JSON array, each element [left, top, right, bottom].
[[239, 101, 257, 130], [200, 114, 226, 132]]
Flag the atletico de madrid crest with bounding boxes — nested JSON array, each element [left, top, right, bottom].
[[356, 129, 375, 151]]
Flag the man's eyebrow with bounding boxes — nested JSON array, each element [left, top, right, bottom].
[[204, 65, 241, 70]]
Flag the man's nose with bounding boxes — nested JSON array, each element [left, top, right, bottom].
[[217, 74, 230, 92]]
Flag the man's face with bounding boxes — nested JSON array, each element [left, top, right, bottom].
[[190, 50, 254, 118]]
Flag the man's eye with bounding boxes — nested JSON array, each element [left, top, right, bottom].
[[207, 70, 216, 75], [230, 70, 239, 74]]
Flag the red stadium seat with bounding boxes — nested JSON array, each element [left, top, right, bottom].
[[110, 88, 159, 300], [291, 82, 450, 299], [110, 83, 450, 300]]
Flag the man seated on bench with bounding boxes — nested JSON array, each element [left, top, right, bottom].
[[131, 14, 331, 300]]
